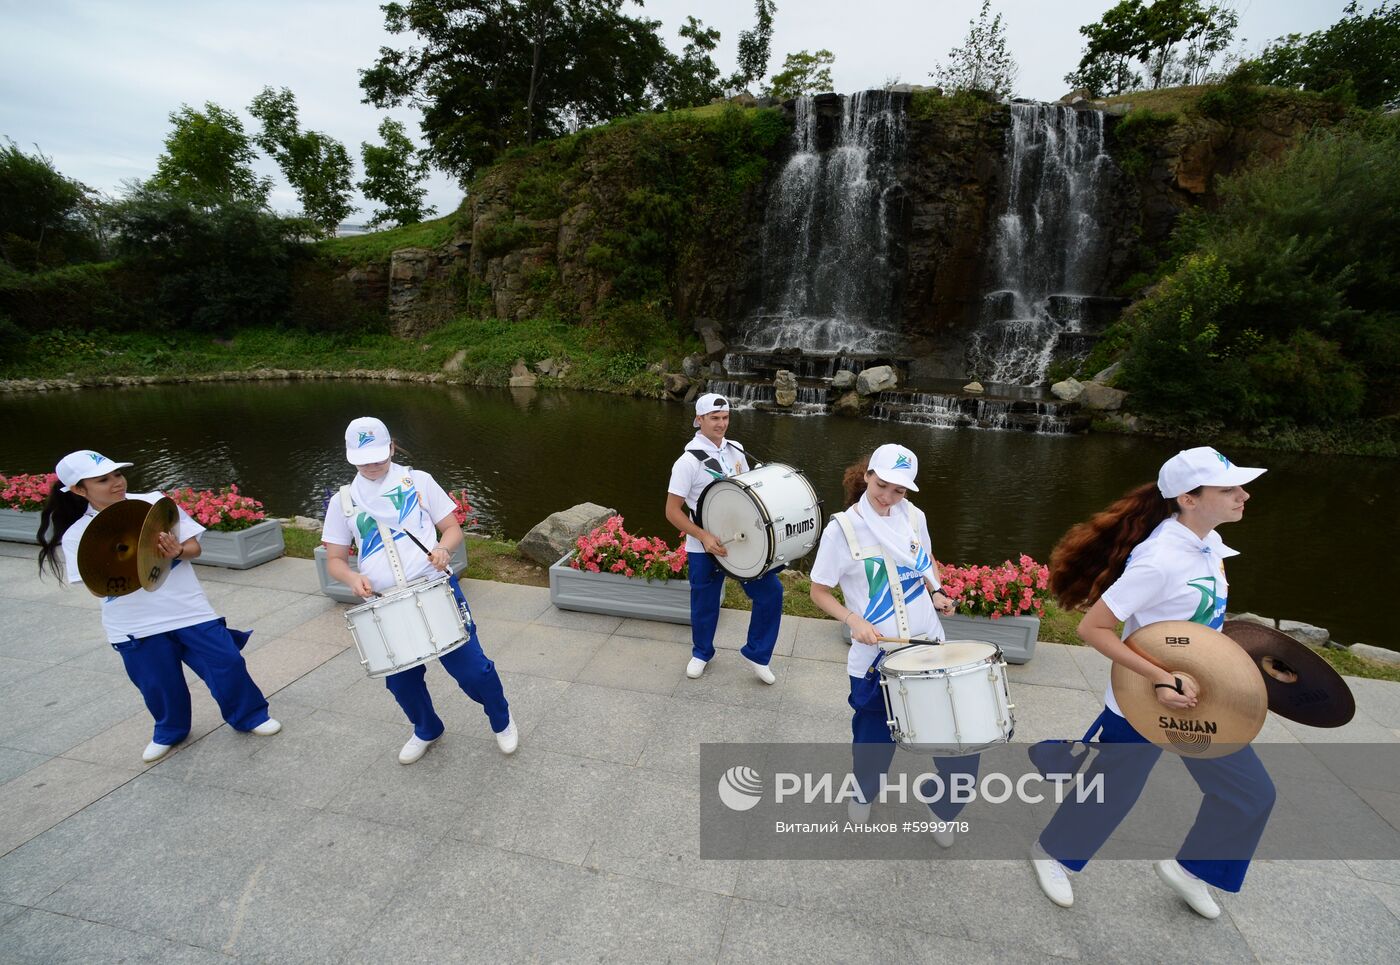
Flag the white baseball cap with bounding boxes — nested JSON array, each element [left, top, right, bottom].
[[693, 393, 730, 428], [1157, 447, 1266, 498], [869, 443, 920, 491], [55, 450, 133, 492], [344, 416, 392, 465]]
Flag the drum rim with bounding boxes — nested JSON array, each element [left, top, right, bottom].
[[877, 641, 1003, 678], [344, 572, 458, 613], [694, 463, 822, 581], [695, 474, 777, 580]]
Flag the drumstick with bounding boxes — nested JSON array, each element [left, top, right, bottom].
[[877, 636, 912, 644]]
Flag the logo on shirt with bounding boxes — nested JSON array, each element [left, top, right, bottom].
[[1186, 577, 1225, 628], [382, 479, 420, 524]]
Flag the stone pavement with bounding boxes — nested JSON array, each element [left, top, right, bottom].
[[1, 541, 1398, 963]]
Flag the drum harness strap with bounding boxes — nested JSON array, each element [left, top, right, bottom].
[[830, 508, 916, 644], [339, 484, 436, 591], [685, 439, 760, 521]]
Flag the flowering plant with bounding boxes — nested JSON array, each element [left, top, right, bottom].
[[448, 489, 477, 528], [0, 473, 58, 512], [938, 554, 1051, 619], [165, 484, 268, 533], [569, 515, 688, 581]]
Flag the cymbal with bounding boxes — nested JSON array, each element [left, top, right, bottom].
[[137, 497, 179, 592], [1223, 620, 1356, 728], [1111, 620, 1268, 758], [76, 499, 150, 597]]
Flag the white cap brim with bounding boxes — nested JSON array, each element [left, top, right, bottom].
[[871, 467, 919, 492], [58, 459, 133, 492], [346, 444, 392, 466]]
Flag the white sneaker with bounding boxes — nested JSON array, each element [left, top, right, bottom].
[[141, 741, 174, 764], [1030, 843, 1074, 908], [251, 718, 282, 736], [686, 657, 708, 679], [398, 734, 438, 765], [848, 798, 872, 823], [742, 656, 776, 685], [1154, 860, 1221, 919], [495, 717, 519, 755]]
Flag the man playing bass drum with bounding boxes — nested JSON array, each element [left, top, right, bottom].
[[665, 394, 783, 685]]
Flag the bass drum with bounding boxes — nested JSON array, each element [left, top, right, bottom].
[[695, 463, 822, 580]]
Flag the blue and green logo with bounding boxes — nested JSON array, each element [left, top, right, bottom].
[[892, 453, 912, 470], [357, 431, 376, 447]]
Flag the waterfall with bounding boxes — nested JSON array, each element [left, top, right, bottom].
[[734, 91, 908, 356], [968, 104, 1115, 385]]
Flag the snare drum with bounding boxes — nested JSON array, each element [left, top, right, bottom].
[[344, 574, 471, 678], [878, 641, 1015, 755], [694, 462, 822, 580]]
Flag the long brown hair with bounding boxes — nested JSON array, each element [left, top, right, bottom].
[[842, 456, 871, 507], [1049, 482, 1195, 611], [37, 482, 89, 581]]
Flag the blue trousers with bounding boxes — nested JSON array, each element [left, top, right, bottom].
[[848, 671, 980, 822], [688, 551, 783, 664], [383, 577, 510, 741], [113, 618, 270, 745], [1037, 708, 1275, 892]]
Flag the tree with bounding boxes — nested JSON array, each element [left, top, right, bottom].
[[655, 16, 724, 110], [1064, 1, 1239, 96], [108, 183, 302, 331], [248, 87, 356, 237], [359, 118, 437, 228], [1249, 2, 1400, 109], [930, 0, 1018, 100], [360, 0, 669, 181], [0, 139, 104, 270], [149, 102, 270, 207], [731, 0, 777, 93], [766, 49, 835, 100]]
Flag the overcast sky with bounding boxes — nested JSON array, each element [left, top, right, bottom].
[[0, 0, 1346, 221]]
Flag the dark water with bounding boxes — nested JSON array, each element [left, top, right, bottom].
[[2, 381, 1395, 650]]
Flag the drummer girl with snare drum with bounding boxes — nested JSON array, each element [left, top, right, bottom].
[[322, 417, 516, 765], [665, 393, 783, 685], [808, 444, 977, 842], [1028, 447, 1275, 917], [36, 451, 281, 764]]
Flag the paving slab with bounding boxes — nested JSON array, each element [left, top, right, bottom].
[[1, 563, 1398, 963]]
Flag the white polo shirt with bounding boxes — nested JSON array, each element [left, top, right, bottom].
[[62, 492, 218, 643], [1100, 516, 1236, 715], [809, 503, 942, 677], [321, 467, 456, 594], [667, 432, 750, 554]]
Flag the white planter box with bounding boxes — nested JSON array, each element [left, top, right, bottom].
[[0, 508, 41, 544], [937, 614, 1038, 664], [548, 553, 692, 625], [314, 542, 468, 604], [840, 612, 1038, 664], [193, 519, 286, 569]]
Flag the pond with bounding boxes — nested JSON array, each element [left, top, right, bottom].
[[2, 381, 1394, 651]]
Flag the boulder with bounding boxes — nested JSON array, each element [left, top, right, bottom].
[[518, 502, 617, 566], [662, 373, 690, 397], [508, 373, 538, 388], [682, 382, 700, 404], [1079, 382, 1127, 411], [1092, 361, 1122, 384], [646, 361, 666, 375], [510, 359, 530, 379], [1228, 612, 1275, 628], [832, 390, 865, 417], [1051, 377, 1084, 401], [708, 361, 725, 377], [700, 327, 726, 361], [442, 349, 467, 373], [1350, 643, 1400, 665], [963, 381, 985, 394], [681, 353, 704, 378], [832, 369, 856, 390], [774, 369, 798, 407], [1278, 619, 1329, 649], [856, 365, 897, 396], [535, 356, 559, 376]]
